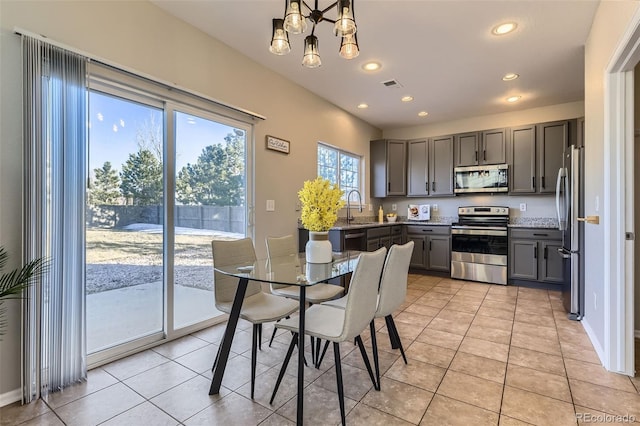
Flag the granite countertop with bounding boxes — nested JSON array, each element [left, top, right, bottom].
[[299, 216, 456, 231], [508, 217, 559, 229]]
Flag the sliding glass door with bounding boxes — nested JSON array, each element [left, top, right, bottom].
[[86, 80, 252, 363], [86, 91, 165, 354], [172, 110, 246, 328]]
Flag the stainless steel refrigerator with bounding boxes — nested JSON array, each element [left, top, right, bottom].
[[555, 139, 585, 320]]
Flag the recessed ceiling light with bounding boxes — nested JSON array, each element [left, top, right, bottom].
[[492, 22, 517, 35], [362, 61, 381, 71], [502, 73, 519, 81], [401, 96, 414, 102], [418, 111, 429, 117], [357, 103, 369, 109], [506, 95, 521, 103]]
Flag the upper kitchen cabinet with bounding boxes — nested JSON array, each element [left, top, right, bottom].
[[538, 121, 566, 193], [510, 120, 568, 194], [407, 136, 454, 197], [371, 139, 406, 197], [454, 129, 507, 166]]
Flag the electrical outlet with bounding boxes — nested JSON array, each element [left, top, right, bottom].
[[519, 203, 527, 212], [295, 200, 301, 211], [391, 204, 397, 211], [368, 203, 373, 211], [266, 200, 275, 211], [432, 204, 438, 211]]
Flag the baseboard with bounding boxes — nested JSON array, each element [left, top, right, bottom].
[[581, 317, 605, 367], [0, 388, 21, 408]]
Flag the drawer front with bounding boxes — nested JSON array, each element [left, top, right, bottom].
[[390, 225, 402, 236], [510, 228, 562, 240], [405, 225, 450, 236], [367, 227, 390, 239]]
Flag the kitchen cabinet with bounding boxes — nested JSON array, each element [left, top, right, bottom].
[[405, 225, 450, 272], [509, 228, 564, 285], [407, 136, 454, 197], [371, 139, 406, 197], [510, 120, 568, 194], [454, 128, 507, 167], [366, 225, 402, 251]]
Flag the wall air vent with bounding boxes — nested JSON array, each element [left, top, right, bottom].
[[381, 79, 403, 88]]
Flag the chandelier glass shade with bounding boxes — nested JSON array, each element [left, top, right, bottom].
[[270, 0, 359, 68], [269, 19, 291, 55]]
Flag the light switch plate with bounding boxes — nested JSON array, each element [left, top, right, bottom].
[[432, 204, 438, 211], [266, 200, 275, 211], [391, 204, 397, 211], [519, 203, 526, 212]]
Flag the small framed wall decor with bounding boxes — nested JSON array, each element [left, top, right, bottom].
[[266, 135, 290, 154]]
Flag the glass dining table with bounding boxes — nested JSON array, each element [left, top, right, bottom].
[[208, 250, 362, 425]]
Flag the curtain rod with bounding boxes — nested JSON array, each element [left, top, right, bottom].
[[14, 27, 266, 122]]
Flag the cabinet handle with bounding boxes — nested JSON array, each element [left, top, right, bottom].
[[422, 229, 433, 232], [532, 176, 536, 189], [534, 246, 538, 259], [544, 246, 548, 259], [533, 233, 548, 237], [422, 240, 425, 250], [425, 182, 429, 192], [542, 176, 545, 188], [432, 181, 436, 192], [388, 182, 391, 192], [483, 150, 486, 161], [429, 240, 432, 251], [475, 151, 478, 161]]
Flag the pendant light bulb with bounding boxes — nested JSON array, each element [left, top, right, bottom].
[[284, 0, 307, 34], [334, 0, 356, 36], [339, 33, 359, 59], [302, 35, 321, 68]]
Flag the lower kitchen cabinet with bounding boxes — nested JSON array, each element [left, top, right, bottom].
[[406, 225, 451, 272], [509, 228, 564, 285], [367, 225, 402, 251]]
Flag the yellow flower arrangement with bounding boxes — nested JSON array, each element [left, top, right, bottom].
[[298, 177, 346, 232]]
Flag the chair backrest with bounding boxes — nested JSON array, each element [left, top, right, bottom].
[[265, 235, 298, 290], [376, 241, 414, 317], [211, 238, 262, 308], [340, 247, 387, 341]]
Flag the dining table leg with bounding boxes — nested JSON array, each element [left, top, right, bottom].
[[297, 286, 306, 425], [209, 277, 249, 395]]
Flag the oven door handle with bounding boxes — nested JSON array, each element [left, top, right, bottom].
[[451, 228, 507, 236]]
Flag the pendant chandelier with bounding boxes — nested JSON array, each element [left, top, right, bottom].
[[269, 0, 359, 68]]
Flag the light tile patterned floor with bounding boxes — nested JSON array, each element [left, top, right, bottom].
[[2, 274, 640, 425]]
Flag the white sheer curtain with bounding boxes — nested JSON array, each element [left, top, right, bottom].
[[22, 35, 88, 402]]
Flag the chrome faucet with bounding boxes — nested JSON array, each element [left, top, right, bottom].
[[346, 189, 362, 225]]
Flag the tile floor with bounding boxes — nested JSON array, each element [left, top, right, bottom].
[[2, 274, 640, 425]]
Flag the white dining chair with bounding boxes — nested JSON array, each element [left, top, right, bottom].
[[269, 247, 387, 425], [322, 241, 414, 390], [211, 237, 299, 399], [265, 234, 344, 351]]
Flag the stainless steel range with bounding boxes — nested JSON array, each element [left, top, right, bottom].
[[451, 206, 509, 285]]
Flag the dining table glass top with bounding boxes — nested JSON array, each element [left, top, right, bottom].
[[213, 251, 361, 286]]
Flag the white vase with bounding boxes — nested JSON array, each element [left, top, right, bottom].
[[305, 231, 333, 263]]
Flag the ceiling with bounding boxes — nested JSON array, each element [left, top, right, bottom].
[[151, 0, 599, 130]]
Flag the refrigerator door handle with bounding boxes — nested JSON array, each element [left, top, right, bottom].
[[555, 167, 566, 231]]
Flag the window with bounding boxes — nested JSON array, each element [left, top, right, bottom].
[[318, 144, 362, 201]]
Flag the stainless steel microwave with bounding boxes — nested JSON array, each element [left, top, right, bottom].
[[454, 164, 508, 193]]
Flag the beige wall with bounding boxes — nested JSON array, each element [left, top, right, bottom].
[[583, 0, 640, 355], [0, 0, 381, 399]]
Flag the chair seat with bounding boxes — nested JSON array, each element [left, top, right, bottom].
[[272, 283, 344, 304], [276, 304, 346, 342], [217, 292, 298, 324], [322, 294, 381, 314]]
